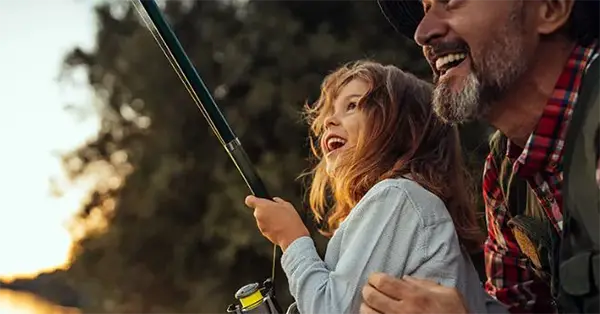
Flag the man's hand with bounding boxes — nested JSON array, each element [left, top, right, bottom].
[[360, 273, 469, 314]]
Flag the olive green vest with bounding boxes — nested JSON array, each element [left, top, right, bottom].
[[559, 56, 599, 313], [488, 57, 599, 313]]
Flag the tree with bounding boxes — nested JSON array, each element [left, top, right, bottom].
[[60, 1, 489, 312]]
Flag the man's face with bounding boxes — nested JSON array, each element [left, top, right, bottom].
[[415, 0, 537, 124]]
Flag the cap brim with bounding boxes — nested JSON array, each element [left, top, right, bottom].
[[377, 0, 424, 40]]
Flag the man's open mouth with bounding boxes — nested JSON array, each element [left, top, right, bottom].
[[435, 53, 467, 76], [325, 136, 347, 154]]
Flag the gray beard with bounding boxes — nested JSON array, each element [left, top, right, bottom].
[[432, 72, 486, 125]]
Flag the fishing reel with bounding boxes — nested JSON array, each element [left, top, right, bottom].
[[227, 278, 285, 314], [226, 278, 300, 314]]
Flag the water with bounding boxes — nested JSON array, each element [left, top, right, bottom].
[[0, 289, 80, 314]]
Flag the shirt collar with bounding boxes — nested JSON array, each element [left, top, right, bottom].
[[508, 40, 599, 177]]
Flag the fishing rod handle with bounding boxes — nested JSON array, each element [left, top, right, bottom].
[[226, 138, 271, 199]]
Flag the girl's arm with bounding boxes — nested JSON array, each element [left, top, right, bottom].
[[281, 180, 463, 314]]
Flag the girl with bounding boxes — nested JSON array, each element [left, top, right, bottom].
[[245, 61, 495, 314]]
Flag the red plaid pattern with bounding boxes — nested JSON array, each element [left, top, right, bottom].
[[483, 41, 599, 313]]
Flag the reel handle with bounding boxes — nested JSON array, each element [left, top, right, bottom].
[[285, 302, 299, 314]]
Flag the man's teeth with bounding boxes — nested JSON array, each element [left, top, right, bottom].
[[327, 137, 346, 150], [435, 53, 467, 72]]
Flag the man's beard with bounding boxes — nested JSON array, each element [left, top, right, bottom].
[[432, 7, 530, 125], [433, 73, 481, 124]]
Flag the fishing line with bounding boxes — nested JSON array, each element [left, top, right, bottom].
[[131, 0, 225, 146]]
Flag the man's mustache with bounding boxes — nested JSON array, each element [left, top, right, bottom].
[[424, 41, 471, 83], [425, 41, 470, 59]]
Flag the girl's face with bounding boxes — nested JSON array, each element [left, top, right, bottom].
[[320, 79, 369, 174]]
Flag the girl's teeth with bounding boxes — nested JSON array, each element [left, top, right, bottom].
[[327, 137, 346, 150]]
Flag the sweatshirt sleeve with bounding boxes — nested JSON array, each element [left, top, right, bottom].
[[280, 182, 463, 314]]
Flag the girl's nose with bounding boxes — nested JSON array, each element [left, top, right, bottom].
[[324, 114, 340, 128]]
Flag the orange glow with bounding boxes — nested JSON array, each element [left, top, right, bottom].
[[0, 181, 92, 281], [0, 290, 79, 314], [0, 0, 100, 299]]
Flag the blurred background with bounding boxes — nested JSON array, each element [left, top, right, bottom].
[[0, 0, 491, 313]]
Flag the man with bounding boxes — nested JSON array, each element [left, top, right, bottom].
[[360, 0, 599, 313]]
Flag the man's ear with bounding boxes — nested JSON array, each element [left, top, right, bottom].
[[536, 0, 575, 35]]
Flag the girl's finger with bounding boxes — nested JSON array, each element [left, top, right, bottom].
[[245, 195, 274, 208], [245, 195, 258, 207]]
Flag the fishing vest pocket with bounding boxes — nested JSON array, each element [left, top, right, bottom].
[[507, 215, 555, 283]]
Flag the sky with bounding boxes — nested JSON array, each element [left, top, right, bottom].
[[0, 0, 101, 279]]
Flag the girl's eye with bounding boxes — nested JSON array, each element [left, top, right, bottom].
[[347, 102, 357, 111]]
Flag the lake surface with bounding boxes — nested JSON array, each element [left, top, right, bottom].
[[0, 289, 80, 314]]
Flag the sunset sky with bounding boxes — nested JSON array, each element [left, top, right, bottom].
[[0, 0, 100, 279]]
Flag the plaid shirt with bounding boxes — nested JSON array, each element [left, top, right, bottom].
[[483, 41, 599, 313]]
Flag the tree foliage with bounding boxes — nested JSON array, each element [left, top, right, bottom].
[[60, 1, 489, 312]]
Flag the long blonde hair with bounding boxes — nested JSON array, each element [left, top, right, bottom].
[[304, 60, 484, 252]]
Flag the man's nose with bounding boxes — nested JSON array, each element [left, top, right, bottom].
[[414, 10, 448, 46]]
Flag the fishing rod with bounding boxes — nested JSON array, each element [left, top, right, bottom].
[[131, 1, 289, 313]]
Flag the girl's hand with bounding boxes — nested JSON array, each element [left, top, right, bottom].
[[245, 195, 310, 251]]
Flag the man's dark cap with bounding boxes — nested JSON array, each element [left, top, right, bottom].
[[376, 0, 424, 40], [377, 0, 599, 43]]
